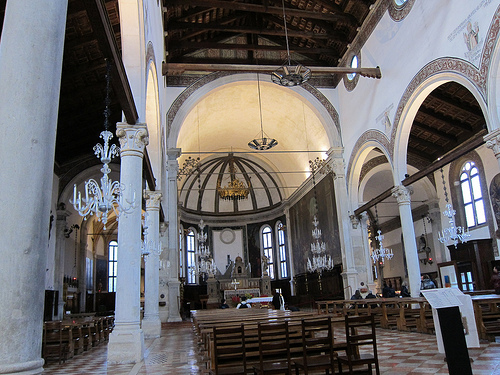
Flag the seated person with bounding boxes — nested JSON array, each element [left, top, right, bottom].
[[400, 281, 411, 297], [351, 290, 363, 300], [382, 283, 396, 298], [236, 296, 251, 309], [219, 298, 229, 309]]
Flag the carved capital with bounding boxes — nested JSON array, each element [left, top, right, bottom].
[[116, 122, 149, 156], [349, 214, 360, 229], [391, 185, 413, 205], [144, 190, 162, 210], [484, 130, 500, 159]]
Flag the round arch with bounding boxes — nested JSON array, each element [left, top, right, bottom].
[[166, 72, 342, 150], [392, 68, 489, 185]]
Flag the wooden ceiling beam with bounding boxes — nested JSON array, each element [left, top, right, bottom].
[[169, 41, 335, 54], [168, 21, 333, 40], [417, 107, 474, 133], [429, 91, 484, 118], [162, 62, 381, 77], [164, 0, 358, 25], [411, 121, 458, 142]]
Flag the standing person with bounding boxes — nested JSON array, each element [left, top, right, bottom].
[[272, 290, 285, 310], [491, 266, 500, 294]]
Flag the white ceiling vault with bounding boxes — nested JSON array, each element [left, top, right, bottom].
[[176, 80, 332, 214]]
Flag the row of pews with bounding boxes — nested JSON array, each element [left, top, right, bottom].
[[192, 308, 381, 374], [42, 314, 115, 364], [317, 294, 500, 342]]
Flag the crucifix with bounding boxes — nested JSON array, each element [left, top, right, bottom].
[[231, 278, 240, 291]]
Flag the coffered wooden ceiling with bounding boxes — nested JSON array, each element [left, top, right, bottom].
[[0, 0, 488, 194]]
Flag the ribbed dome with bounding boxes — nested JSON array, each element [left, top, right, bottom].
[[179, 154, 283, 215]]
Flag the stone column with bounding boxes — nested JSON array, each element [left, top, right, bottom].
[[158, 222, 169, 322], [0, 1, 67, 373], [166, 149, 182, 322], [284, 208, 296, 296], [484, 130, 500, 257], [107, 123, 148, 364], [55, 206, 71, 320], [392, 185, 421, 297], [142, 190, 162, 338], [328, 148, 358, 297]]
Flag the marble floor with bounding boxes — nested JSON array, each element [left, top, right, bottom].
[[43, 320, 500, 375]]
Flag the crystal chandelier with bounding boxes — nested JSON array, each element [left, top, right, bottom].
[[437, 168, 471, 247], [307, 215, 334, 273], [248, 74, 278, 150], [271, 0, 311, 87], [216, 157, 250, 200], [371, 230, 394, 264], [70, 60, 136, 230], [197, 218, 217, 277], [306, 157, 333, 274]]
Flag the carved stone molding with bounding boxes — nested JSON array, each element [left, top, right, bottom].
[[144, 190, 162, 210], [391, 185, 412, 204]]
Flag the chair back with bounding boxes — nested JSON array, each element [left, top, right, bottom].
[[344, 314, 378, 358], [256, 320, 291, 374], [212, 323, 246, 375], [300, 316, 335, 367]]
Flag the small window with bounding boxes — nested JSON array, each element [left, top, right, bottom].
[[394, 0, 407, 6], [276, 222, 288, 278], [186, 229, 197, 284], [108, 240, 118, 292], [460, 161, 486, 227], [262, 226, 275, 279], [347, 55, 358, 81]]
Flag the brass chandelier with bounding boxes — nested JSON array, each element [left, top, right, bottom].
[[216, 157, 250, 200]]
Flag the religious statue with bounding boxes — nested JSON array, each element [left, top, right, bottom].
[[261, 255, 269, 276]]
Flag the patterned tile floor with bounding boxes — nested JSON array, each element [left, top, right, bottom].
[[43, 321, 500, 374]]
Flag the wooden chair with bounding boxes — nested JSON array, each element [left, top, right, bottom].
[[42, 321, 69, 364], [293, 316, 336, 375], [211, 323, 247, 375], [337, 314, 380, 375], [253, 321, 292, 375]]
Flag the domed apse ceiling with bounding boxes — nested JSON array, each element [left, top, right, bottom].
[[176, 80, 330, 214]]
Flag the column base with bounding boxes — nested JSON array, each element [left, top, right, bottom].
[[107, 324, 144, 364], [142, 317, 161, 338], [0, 359, 44, 375]]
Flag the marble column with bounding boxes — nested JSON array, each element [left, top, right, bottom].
[[391, 185, 421, 297], [158, 222, 169, 322], [55, 207, 71, 320], [166, 149, 182, 322], [107, 123, 148, 364], [142, 190, 162, 338], [328, 148, 358, 297], [284, 208, 296, 296], [0, 1, 67, 373], [484, 130, 500, 257]]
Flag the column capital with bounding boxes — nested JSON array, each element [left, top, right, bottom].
[[144, 190, 162, 210], [391, 185, 413, 204], [167, 148, 181, 160], [484, 129, 500, 159], [116, 123, 149, 157]]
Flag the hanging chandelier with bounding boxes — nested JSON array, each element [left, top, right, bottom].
[[306, 157, 333, 274], [70, 59, 136, 230], [271, 0, 311, 87], [307, 215, 334, 273], [371, 205, 393, 264], [437, 168, 471, 247], [248, 73, 278, 150], [216, 157, 250, 200], [197, 218, 217, 277], [371, 230, 394, 264]]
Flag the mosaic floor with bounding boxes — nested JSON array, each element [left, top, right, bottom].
[[43, 320, 500, 375]]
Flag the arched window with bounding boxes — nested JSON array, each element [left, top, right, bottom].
[[186, 229, 197, 284], [276, 221, 288, 278], [460, 161, 486, 227], [347, 55, 358, 81], [108, 240, 118, 292], [179, 226, 184, 279], [261, 225, 274, 279]]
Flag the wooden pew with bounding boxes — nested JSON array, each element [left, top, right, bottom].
[[472, 294, 500, 341]]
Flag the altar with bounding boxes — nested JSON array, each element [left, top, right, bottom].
[[224, 288, 261, 302]]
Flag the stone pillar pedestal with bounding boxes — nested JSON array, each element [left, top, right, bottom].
[[0, 1, 67, 373], [392, 185, 421, 297], [142, 190, 162, 339], [260, 275, 272, 296], [167, 280, 182, 322], [107, 123, 148, 364], [207, 276, 220, 305]]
